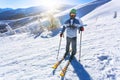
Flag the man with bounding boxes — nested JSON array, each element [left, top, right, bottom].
[[60, 9, 84, 62]]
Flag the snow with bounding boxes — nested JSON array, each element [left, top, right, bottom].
[[0, 0, 120, 80], [82, 0, 120, 20]]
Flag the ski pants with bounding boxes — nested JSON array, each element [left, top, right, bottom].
[[64, 37, 77, 62]]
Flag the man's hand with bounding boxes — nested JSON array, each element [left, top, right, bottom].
[[80, 27, 84, 31], [60, 33, 63, 37]]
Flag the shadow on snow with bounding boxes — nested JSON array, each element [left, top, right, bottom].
[[71, 57, 92, 80]]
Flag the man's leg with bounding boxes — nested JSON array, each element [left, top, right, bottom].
[[69, 37, 77, 62], [63, 37, 71, 58]]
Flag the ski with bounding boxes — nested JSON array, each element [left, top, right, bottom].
[[52, 51, 71, 75], [52, 57, 64, 69], [52, 51, 71, 69], [60, 61, 70, 77]]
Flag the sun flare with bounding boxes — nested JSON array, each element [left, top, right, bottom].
[[34, 0, 62, 11]]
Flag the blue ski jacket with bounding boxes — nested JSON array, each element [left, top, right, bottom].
[[61, 18, 83, 38]]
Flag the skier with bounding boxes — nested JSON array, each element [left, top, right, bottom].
[[60, 9, 84, 62]]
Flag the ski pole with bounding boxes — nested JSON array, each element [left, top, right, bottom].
[[79, 31, 82, 62], [57, 37, 62, 60]]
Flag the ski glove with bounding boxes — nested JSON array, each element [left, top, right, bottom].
[[60, 33, 63, 37], [79, 27, 84, 31]]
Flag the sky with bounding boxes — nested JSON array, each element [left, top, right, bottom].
[[0, 0, 93, 9]]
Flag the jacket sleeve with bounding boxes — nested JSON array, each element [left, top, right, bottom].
[[61, 25, 66, 34], [74, 19, 83, 29], [79, 19, 84, 27], [61, 20, 69, 34]]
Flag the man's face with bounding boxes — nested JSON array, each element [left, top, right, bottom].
[[70, 13, 76, 19]]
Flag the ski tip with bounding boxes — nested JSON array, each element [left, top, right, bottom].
[[60, 73, 65, 77], [52, 62, 60, 69], [52, 66, 57, 69], [60, 71, 65, 77]]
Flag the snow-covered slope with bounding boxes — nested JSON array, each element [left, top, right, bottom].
[[0, 0, 120, 80], [0, 0, 110, 34], [82, 0, 120, 20]]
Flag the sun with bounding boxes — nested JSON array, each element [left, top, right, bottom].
[[41, 0, 58, 9], [34, 0, 62, 11]]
